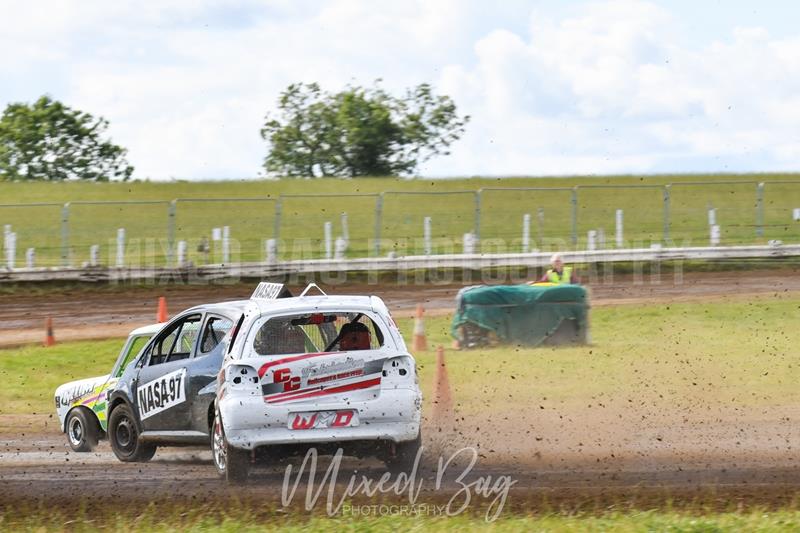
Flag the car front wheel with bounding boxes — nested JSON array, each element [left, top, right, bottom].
[[211, 411, 249, 483], [65, 408, 99, 452], [108, 403, 156, 462]]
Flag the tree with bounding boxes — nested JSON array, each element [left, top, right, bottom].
[[0, 96, 134, 181], [261, 82, 469, 177]]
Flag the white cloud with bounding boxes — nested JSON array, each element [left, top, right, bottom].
[[1, 0, 800, 178], [8, 0, 477, 179], [425, 0, 800, 176]]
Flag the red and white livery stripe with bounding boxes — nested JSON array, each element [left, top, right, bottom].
[[265, 375, 382, 404]]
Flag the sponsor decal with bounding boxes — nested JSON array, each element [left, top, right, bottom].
[[291, 413, 317, 430], [302, 357, 363, 378], [273, 367, 301, 392], [307, 369, 364, 386], [55, 382, 96, 409], [260, 357, 385, 404], [304, 358, 366, 385], [55, 378, 117, 431], [289, 410, 358, 430], [137, 368, 186, 420], [257, 352, 334, 378]]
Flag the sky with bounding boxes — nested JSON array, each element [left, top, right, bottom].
[[1, 0, 799, 180]]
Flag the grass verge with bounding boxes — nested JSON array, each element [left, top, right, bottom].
[[4, 505, 800, 532], [3, 295, 798, 417]]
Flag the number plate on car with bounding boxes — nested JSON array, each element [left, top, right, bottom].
[[288, 410, 359, 430]]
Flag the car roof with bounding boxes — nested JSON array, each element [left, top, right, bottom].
[[167, 292, 382, 325], [129, 323, 165, 336], [183, 299, 251, 316], [250, 294, 376, 315]]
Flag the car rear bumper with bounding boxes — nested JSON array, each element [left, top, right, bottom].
[[219, 388, 421, 450]]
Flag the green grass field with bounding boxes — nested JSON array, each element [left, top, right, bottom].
[[1, 174, 799, 267], [0, 339, 120, 415], [3, 295, 798, 417]]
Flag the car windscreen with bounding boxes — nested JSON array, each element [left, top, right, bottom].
[[115, 334, 152, 378], [246, 312, 384, 357]]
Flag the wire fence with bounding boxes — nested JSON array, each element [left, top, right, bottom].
[[2, 181, 799, 268]]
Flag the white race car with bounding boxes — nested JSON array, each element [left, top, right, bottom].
[[54, 323, 161, 452], [213, 283, 422, 482]]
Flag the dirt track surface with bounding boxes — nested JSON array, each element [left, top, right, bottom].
[[3, 269, 800, 512], [4, 412, 800, 513], [1, 268, 799, 347]]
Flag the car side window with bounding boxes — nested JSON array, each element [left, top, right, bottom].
[[199, 316, 234, 354], [148, 314, 202, 366]]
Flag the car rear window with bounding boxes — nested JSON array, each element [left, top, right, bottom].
[[248, 312, 384, 357]]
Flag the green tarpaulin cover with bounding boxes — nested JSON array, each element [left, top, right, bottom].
[[451, 284, 589, 346]]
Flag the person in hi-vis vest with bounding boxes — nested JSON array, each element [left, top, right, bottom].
[[538, 253, 578, 284]]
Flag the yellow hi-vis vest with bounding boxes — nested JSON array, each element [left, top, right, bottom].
[[546, 266, 572, 284]]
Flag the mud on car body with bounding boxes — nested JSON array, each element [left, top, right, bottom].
[[54, 323, 161, 452], [213, 283, 422, 482], [105, 300, 246, 462]]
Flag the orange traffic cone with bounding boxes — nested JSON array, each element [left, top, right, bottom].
[[44, 317, 56, 347], [411, 303, 427, 352], [432, 345, 453, 422], [157, 296, 168, 323]]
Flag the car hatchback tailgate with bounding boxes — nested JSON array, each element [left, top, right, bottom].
[[236, 351, 395, 406]]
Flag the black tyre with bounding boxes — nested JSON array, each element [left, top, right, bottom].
[[65, 408, 99, 453], [211, 411, 249, 483], [383, 430, 422, 474], [108, 403, 157, 462]]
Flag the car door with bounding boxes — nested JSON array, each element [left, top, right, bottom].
[[134, 313, 203, 431], [185, 314, 235, 433]]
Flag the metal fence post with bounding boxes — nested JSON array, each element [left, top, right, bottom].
[[756, 182, 764, 238], [374, 193, 383, 256], [571, 187, 578, 247], [61, 203, 70, 267], [167, 200, 176, 266], [474, 190, 482, 241], [663, 184, 671, 243], [273, 196, 282, 250]]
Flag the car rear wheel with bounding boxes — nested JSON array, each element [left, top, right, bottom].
[[383, 430, 422, 474], [109, 403, 157, 462], [65, 408, 99, 452], [211, 411, 249, 483]]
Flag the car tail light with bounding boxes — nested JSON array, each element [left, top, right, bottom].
[[381, 356, 416, 388], [226, 364, 260, 393]]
